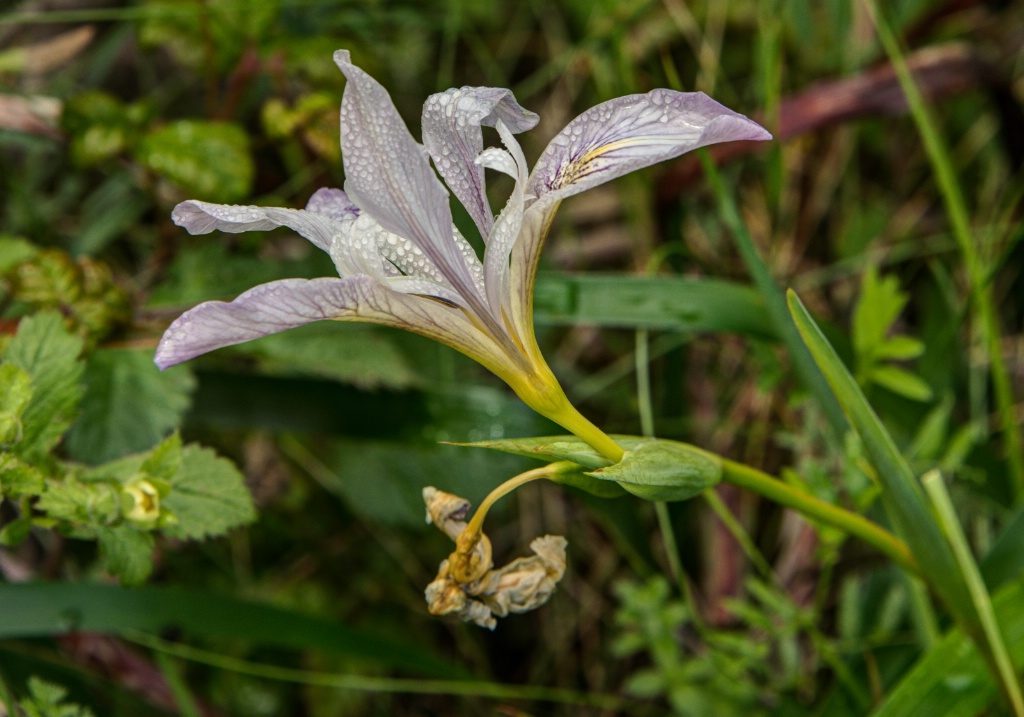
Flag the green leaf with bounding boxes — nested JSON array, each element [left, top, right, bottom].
[[0, 235, 38, 274], [4, 313, 84, 459], [869, 365, 934, 401], [96, 527, 154, 586], [0, 453, 45, 497], [0, 582, 461, 677], [242, 323, 420, 390], [0, 363, 32, 445], [587, 440, 722, 502], [35, 478, 119, 527], [135, 120, 254, 203], [64, 349, 195, 464], [61, 91, 142, 167], [532, 274, 774, 337], [787, 291, 980, 642], [139, 432, 183, 483], [852, 267, 908, 359], [460, 435, 720, 502], [161, 444, 255, 540], [872, 578, 1024, 716], [876, 335, 925, 361], [547, 469, 627, 498], [19, 676, 95, 717], [0, 517, 33, 546], [458, 434, 650, 470]]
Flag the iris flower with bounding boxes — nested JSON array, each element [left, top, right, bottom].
[[155, 51, 770, 460]]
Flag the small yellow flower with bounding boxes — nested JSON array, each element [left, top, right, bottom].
[[123, 480, 160, 524]]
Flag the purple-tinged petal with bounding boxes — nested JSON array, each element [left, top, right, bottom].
[[334, 51, 479, 302], [479, 121, 528, 319], [172, 200, 342, 253], [155, 278, 365, 368], [527, 90, 771, 204], [305, 187, 361, 222], [421, 86, 538, 239], [155, 275, 523, 381]]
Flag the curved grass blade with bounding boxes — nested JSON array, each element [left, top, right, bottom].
[[786, 291, 979, 639]]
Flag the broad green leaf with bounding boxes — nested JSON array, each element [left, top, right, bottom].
[[869, 365, 933, 402], [533, 274, 774, 337], [65, 349, 195, 464], [96, 527, 155, 586], [586, 440, 722, 502], [161, 444, 255, 540], [0, 363, 32, 444], [135, 120, 253, 203], [4, 313, 84, 459], [0, 582, 460, 677], [787, 291, 980, 644]]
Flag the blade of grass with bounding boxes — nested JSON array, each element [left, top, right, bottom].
[[872, 577, 1024, 716], [862, 0, 1024, 500], [787, 290, 983, 653], [153, 652, 202, 717], [699, 151, 848, 435], [922, 470, 1024, 716], [126, 631, 630, 710]]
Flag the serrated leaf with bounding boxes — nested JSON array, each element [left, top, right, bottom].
[[0, 363, 32, 444], [876, 335, 925, 360], [65, 349, 195, 464], [4, 312, 84, 458], [586, 440, 722, 502], [135, 120, 253, 203], [869, 365, 934, 401], [36, 478, 119, 527], [140, 432, 183, 482], [0, 453, 45, 497], [161, 444, 254, 540], [852, 267, 908, 359], [96, 527, 154, 586]]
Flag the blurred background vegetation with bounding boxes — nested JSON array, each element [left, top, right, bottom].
[[0, 0, 1022, 714]]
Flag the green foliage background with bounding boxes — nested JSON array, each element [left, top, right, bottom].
[[1, 0, 1023, 714]]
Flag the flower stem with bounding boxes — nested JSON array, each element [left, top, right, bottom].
[[547, 402, 625, 464], [464, 463, 571, 538], [720, 457, 919, 576]]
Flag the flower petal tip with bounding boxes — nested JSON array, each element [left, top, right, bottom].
[[333, 49, 351, 68]]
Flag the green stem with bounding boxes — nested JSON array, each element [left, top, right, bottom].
[[464, 463, 573, 538], [126, 632, 628, 710], [719, 458, 919, 576]]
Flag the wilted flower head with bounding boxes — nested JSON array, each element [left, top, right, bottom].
[[154, 50, 770, 440], [423, 486, 568, 630]]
